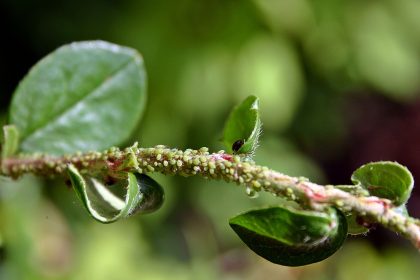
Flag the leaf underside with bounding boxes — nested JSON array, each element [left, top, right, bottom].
[[229, 206, 348, 266], [67, 165, 164, 223]]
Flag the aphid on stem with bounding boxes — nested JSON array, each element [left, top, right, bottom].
[[232, 139, 245, 153]]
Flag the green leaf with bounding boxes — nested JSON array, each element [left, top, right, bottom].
[[9, 41, 147, 155], [345, 214, 370, 235], [1, 125, 19, 174], [1, 125, 19, 158], [351, 161, 414, 206], [229, 206, 347, 266], [67, 165, 164, 223], [223, 95, 262, 155]]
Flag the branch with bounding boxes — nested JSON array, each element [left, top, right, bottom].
[[1, 145, 420, 250]]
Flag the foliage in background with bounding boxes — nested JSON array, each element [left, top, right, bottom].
[[1, 0, 420, 279]]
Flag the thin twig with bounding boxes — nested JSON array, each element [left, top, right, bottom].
[[1, 145, 420, 250]]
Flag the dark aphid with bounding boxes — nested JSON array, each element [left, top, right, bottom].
[[232, 139, 245, 153]]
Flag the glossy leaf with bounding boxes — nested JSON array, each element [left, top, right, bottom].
[[229, 206, 347, 266], [223, 95, 261, 155], [9, 41, 147, 155], [126, 174, 165, 215], [351, 161, 414, 206], [67, 165, 164, 223]]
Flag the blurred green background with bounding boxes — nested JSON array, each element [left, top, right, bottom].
[[1, 0, 420, 279]]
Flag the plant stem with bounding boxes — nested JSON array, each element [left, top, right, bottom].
[[1, 145, 420, 250]]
